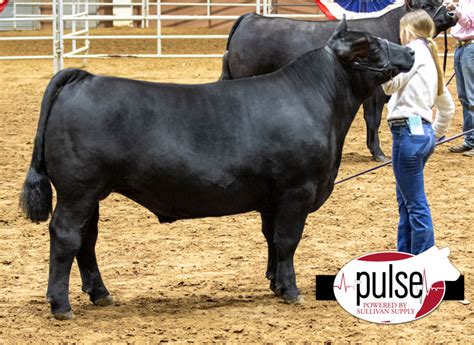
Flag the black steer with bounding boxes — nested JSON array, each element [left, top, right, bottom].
[[220, 0, 457, 162], [20, 20, 414, 320]]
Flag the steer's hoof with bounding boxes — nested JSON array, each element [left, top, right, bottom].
[[373, 153, 389, 163], [53, 310, 74, 321], [94, 295, 115, 307], [283, 294, 304, 305], [270, 281, 282, 297]]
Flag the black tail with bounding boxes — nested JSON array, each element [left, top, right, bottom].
[[20, 68, 80, 222]]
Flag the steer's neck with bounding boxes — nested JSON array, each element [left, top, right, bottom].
[[285, 49, 365, 137], [384, 6, 407, 44], [346, 6, 406, 44]]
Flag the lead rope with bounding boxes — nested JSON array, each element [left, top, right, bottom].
[[334, 129, 474, 185], [445, 30, 456, 86], [335, 39, 461, 186], [443, 30, 448, 73]]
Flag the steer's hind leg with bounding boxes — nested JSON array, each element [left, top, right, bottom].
[[76, 203, 114, 307], [46, 197, 97, 320], [272, 187, 312, 304], [260, 212, 278, 295], [363, 89, 388, 162]]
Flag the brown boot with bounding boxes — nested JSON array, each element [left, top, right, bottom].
[[462, 149, 474, 157]]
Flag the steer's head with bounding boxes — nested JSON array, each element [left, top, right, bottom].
[[327, 18, 415, 94], [327, 18, 415, 78], [406, 0, 458, 35]]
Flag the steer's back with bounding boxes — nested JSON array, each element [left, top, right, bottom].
[[226, 12, 402, 79], [227, 15, 335, 78]]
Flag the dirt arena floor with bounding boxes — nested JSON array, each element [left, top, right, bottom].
[[0, 27, 473, 343]]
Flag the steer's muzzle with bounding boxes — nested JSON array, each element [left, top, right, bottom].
[[386, 43, 415, 76], [433, 6, 459, 35], [447, 11, 456, 18]]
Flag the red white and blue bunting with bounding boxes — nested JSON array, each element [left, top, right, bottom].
[[0, 0, 9, 13], [315, 0, 405, 20]]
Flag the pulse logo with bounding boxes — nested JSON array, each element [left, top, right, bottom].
[[333, 246, 460, 323]]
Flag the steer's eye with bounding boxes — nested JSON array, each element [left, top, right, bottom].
[[365, 46, 383, 63]]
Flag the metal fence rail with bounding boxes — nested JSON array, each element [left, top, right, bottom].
[[0, 0, 454, 74], [0, 0, 321, 72]]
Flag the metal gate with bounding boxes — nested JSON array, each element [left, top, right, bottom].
[[0, 1, 40, 31]]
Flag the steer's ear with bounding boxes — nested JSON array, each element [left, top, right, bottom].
[[327, 15, 348, 55], [328, 18, 369, 62], [332, 15, 347, 37]]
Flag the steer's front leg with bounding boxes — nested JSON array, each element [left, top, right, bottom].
[[272, 187, 313, 304]]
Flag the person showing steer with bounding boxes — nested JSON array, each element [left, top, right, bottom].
[[220, 0, 457, 162], [382, 10, 455, 255], [20, 20, 414, 320]]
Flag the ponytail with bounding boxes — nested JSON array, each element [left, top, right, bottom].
[[426, 38, 444, 96], [400, 10, 445, 96]]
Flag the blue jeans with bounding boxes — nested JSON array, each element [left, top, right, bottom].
[[391, 123, 436, 255], [454, 43, 474, 148]]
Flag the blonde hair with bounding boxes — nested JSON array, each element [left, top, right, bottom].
[[400, 10, 444, 96]]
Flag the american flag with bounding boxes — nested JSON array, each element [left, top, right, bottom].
[[0, 0, 9, 13], [315, 0, 405, 19]]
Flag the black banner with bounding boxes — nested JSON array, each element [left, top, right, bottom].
[[316, 275, 464, 301]]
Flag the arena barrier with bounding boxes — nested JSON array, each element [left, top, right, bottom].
[[0, 0, 452, 74]]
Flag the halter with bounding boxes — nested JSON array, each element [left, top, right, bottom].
[[351, 39, 392, 75], [433, 4, 444, 18], [325, 38, 395, 77]]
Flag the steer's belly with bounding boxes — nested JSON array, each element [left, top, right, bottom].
[[115, 174, 273, 220]]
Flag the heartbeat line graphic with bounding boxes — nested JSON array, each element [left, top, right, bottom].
[[333, 269, 445, 298], [417, 269, 445, 302], [421, 269, 445, 293], [333, 273, 355, 292]]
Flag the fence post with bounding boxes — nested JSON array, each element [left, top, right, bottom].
[[13, 2, 16, 30], [53, 0, 64, 73], [84, 0, 90, 65], [53, 0, 58, 72], [145, 0, 149, 27], [72, 0, 77, 52], [207, 0, 211, 28], [141, 0, 145, 28], [157, 0, 161, 55]]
